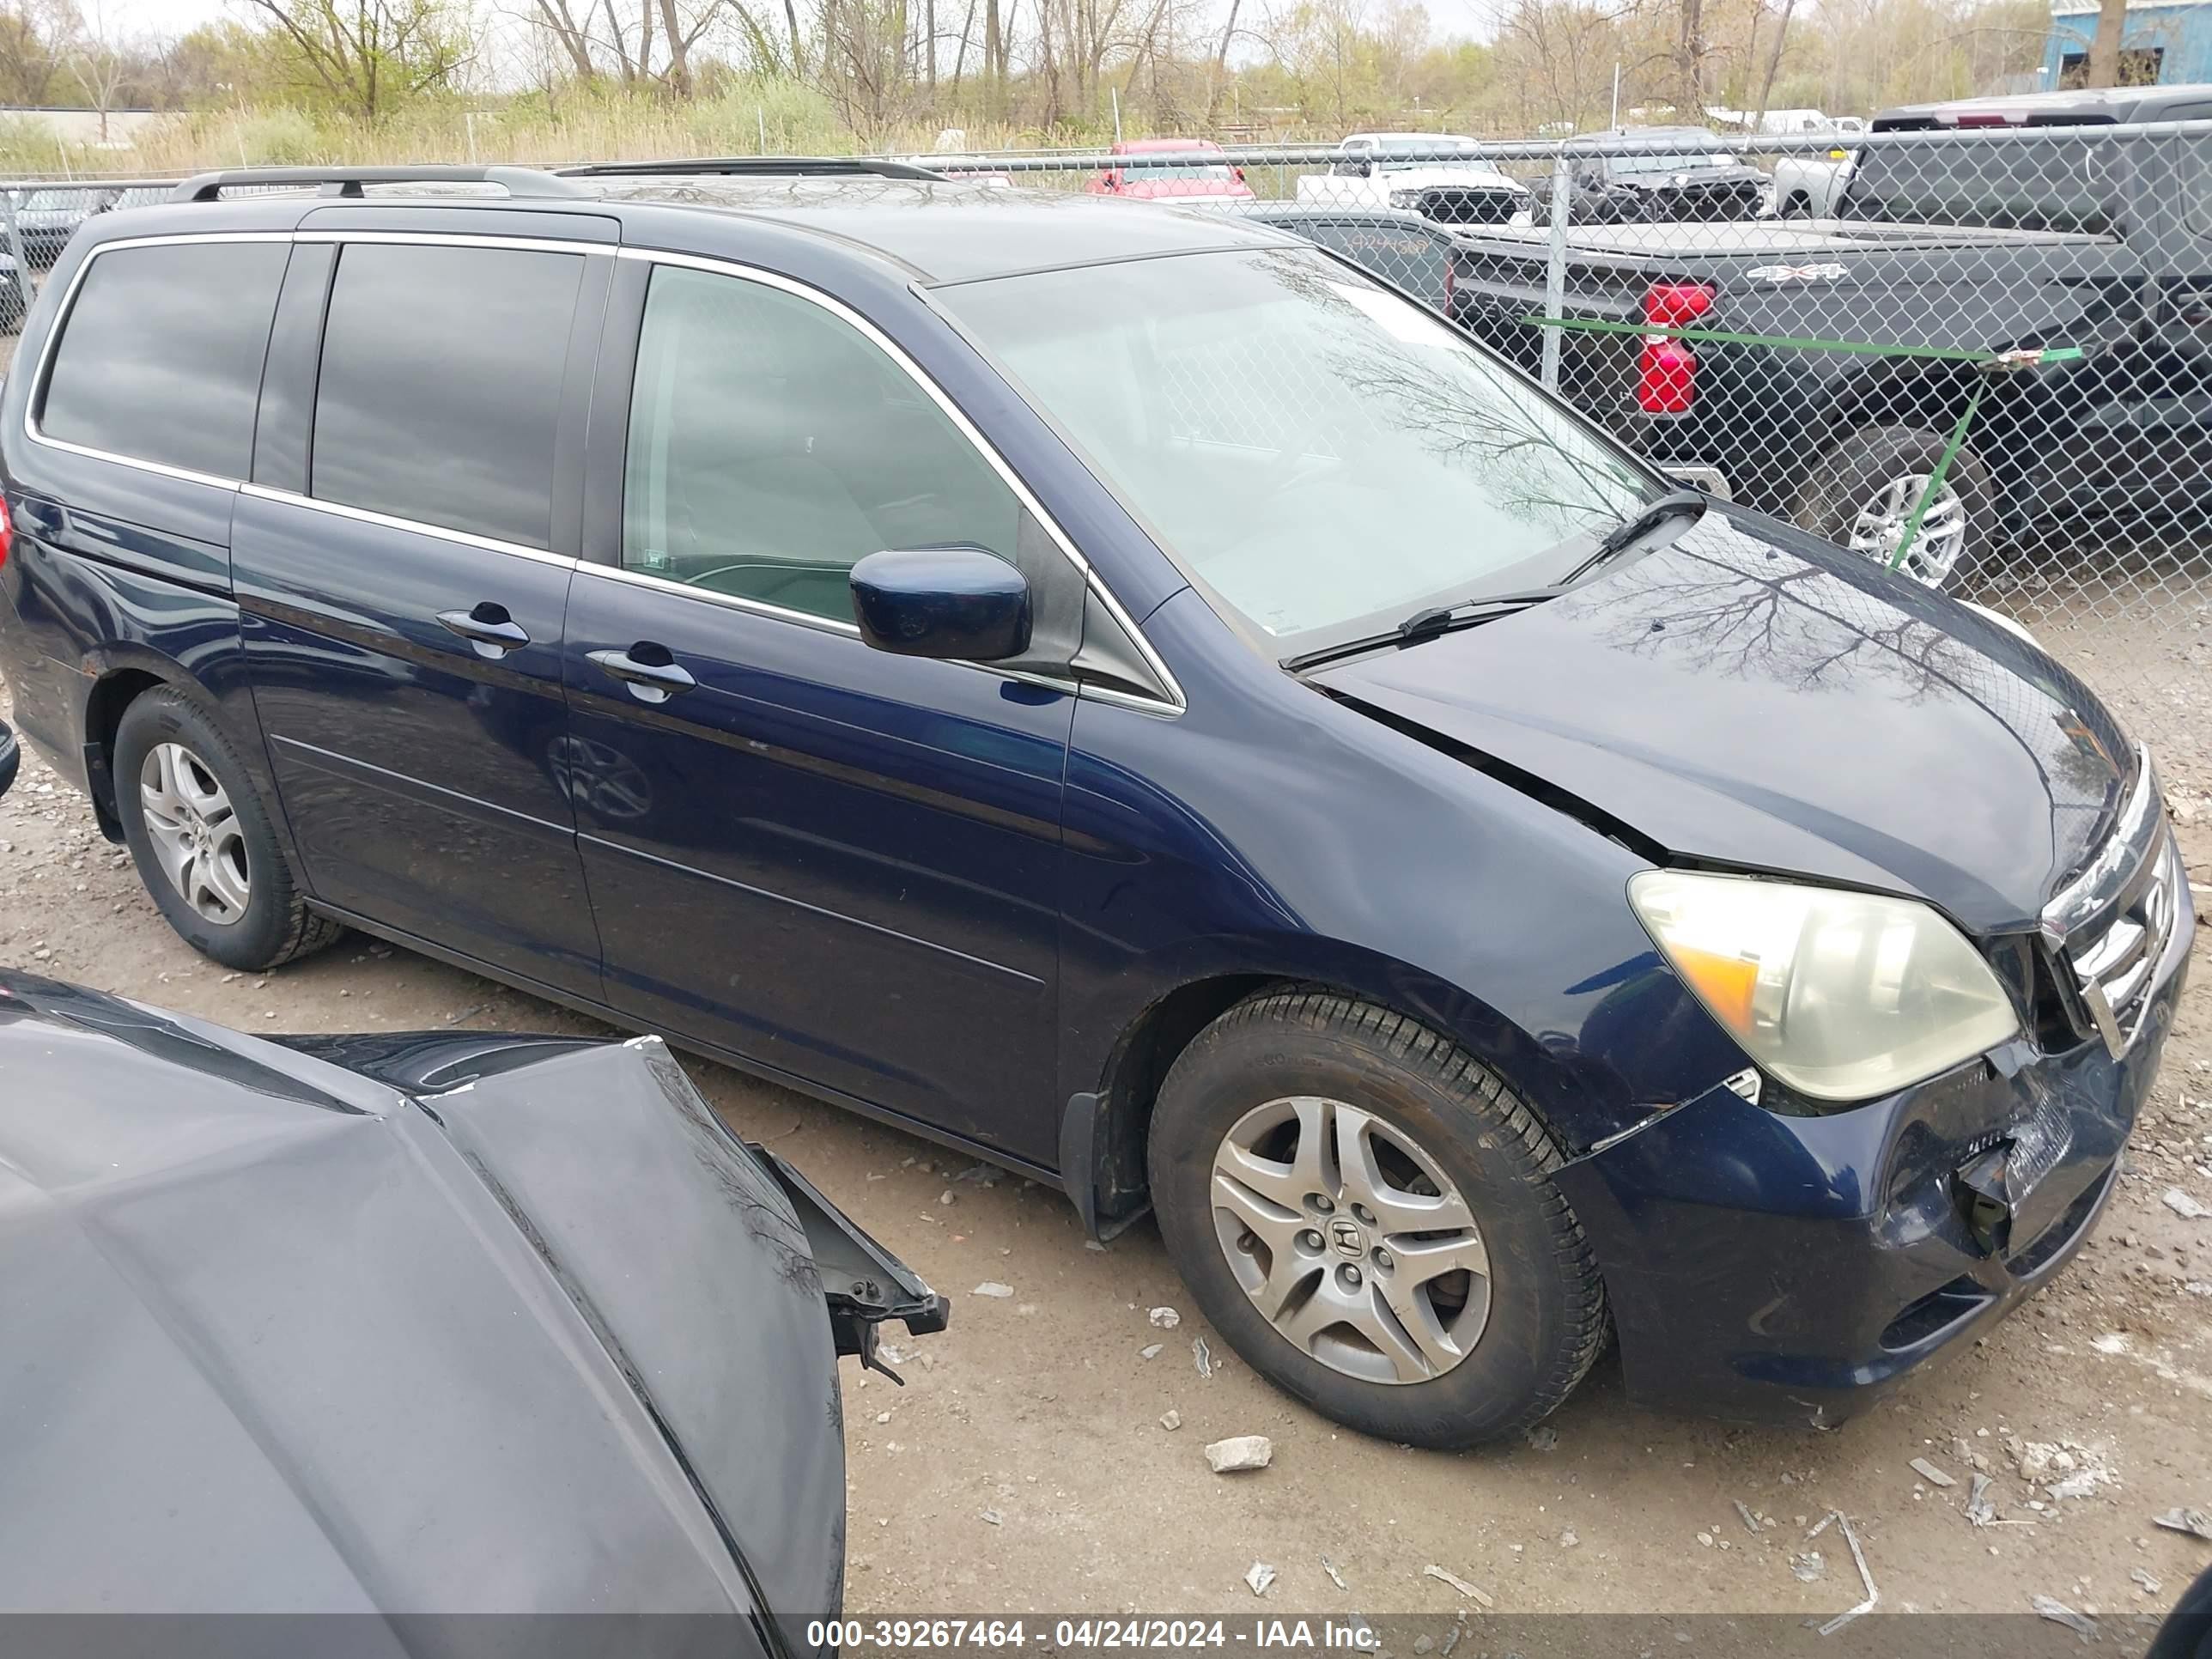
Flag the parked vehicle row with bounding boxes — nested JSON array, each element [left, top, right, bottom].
[[1443, 82, 2212, 591], [2, 159, 2187, 1455], [1297, 131, 1534, 226]]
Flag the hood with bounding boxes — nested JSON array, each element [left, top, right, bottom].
[[1376, 166, 1530, 193], [1313, 512, 2130, 934], [0, 976, 844, 1622], [1617, 164, 1768, 191]]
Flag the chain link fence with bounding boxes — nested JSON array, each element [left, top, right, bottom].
[[6, 128, 2209, 779]]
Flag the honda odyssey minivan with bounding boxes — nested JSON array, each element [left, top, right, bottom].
[[0, 161, 2189, 1444]]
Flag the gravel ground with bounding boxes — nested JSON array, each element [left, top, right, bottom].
[[4, 653, 2210, 1633]]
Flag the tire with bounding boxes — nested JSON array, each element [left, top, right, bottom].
[[1146, 988, 1608, 1448], [1790, 422, 1997, 593], [112, 684, 343, 971]]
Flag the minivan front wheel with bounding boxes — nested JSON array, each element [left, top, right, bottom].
[[1147, 988, 1608, 1447], [114, 687, 342, 970]]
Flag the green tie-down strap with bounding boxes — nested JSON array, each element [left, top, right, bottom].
[[1516, 313, 2084, 574]]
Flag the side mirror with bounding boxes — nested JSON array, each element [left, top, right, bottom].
[[850, 548, 1032, 662], [0, 719, 18, 802]]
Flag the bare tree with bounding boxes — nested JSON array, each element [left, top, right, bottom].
[[245, 0, 472, 118], [2085, 0, 2126, 87], [66, 0, 129, 143]]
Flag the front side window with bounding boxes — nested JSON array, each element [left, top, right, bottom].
[[622, 264, 1021, 623], [312, 242, 584, 548], [38, 240, 289, 479], [943, 248, 1650, 653]]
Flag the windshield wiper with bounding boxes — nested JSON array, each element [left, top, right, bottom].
[[1559, 488, 1708, 586], [1281, 587, 1560, 672]]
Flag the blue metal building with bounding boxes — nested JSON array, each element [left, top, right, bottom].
[[2043, 0, 2212, 87]]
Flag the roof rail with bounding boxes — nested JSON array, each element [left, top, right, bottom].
[[171, 165, 594, 203], [556, 156, 947, 183]]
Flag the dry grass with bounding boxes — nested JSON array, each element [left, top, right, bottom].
[[0, 84, 1154, 180]]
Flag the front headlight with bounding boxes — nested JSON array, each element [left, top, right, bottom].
[[1388, 188, 1420, 208], [1628, 871, 2021, 1103]]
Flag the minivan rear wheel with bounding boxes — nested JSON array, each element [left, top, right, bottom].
[[1146, 988, 1608, 1447], [113, 686, 342, 970]]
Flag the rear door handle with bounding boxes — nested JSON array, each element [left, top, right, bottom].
[[589, 645, 696, 704], [437, 604, 532, 659]]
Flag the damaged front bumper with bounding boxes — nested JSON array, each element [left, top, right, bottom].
[[1557, 877, 2191, 1429]]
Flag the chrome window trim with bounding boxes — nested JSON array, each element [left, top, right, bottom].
[[613, 245, 1186, 714], [238, 482, 579, 568], [580, 560, 863, 635], [577, 559, 1176, 716], [295, 229, 616, 258], [20, 231, 298, 491]]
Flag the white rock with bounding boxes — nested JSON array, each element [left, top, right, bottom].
[[1244, 1561, 1276, 1597], [1204, 1435, 1273, 1474], [2164, 1188, 2210, 1220], [1420, 1565, 1492, 1607], [1139, 1344, 1164, 1360], [1159, 1410, 1182, 1431], [1909, 1457, 1956, 1488], [972, 1281, 1015, 1298], [1148, 1306, 1182, 1328]]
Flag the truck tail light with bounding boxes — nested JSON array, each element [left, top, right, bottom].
[[0, 497, 12, 572], [1638, 282, 1715, 414]]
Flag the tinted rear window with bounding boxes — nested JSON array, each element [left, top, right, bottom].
[[38, 241, 289, 479], [1840, 135, 2120, 233], [311, 242, 582, 548]]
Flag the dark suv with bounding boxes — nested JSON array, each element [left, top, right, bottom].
[[0, 162, 2189, 1446]]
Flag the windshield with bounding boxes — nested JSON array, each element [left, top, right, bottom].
[[943, 248, 1652, 648], [1838, 133, 2118, 232], [1609, 150, 1741, 174]]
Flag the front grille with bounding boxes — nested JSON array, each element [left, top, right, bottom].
[[2044, 744, 2179, 1057], [1411, 187, 1522, 226], [1650, 185, 1761, 223], [2066, 839, 2179, 1054]]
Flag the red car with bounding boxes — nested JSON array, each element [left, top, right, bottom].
[[1086, 137, 1255, 203]]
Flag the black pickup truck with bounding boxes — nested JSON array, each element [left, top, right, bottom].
[[1447, 86, 2212, 591]]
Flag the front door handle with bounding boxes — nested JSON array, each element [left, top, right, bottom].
[[438, 603, 532, 659], [589, 645, 696, 704]]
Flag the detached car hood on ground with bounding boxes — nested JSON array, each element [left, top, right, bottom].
[[0, 974, 941, 1620], [1316, 512, 2131, 934]]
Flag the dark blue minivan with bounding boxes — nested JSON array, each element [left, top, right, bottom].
[[0, 161, 2190, 1443]]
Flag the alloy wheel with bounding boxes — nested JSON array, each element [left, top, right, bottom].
[[1846, 472, 1968, 586], [1209, 1095, 1491, 1385], [139, 742, 252, 926]]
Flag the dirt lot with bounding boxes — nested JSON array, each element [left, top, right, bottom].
[[4, 661, 2210, 1639]]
